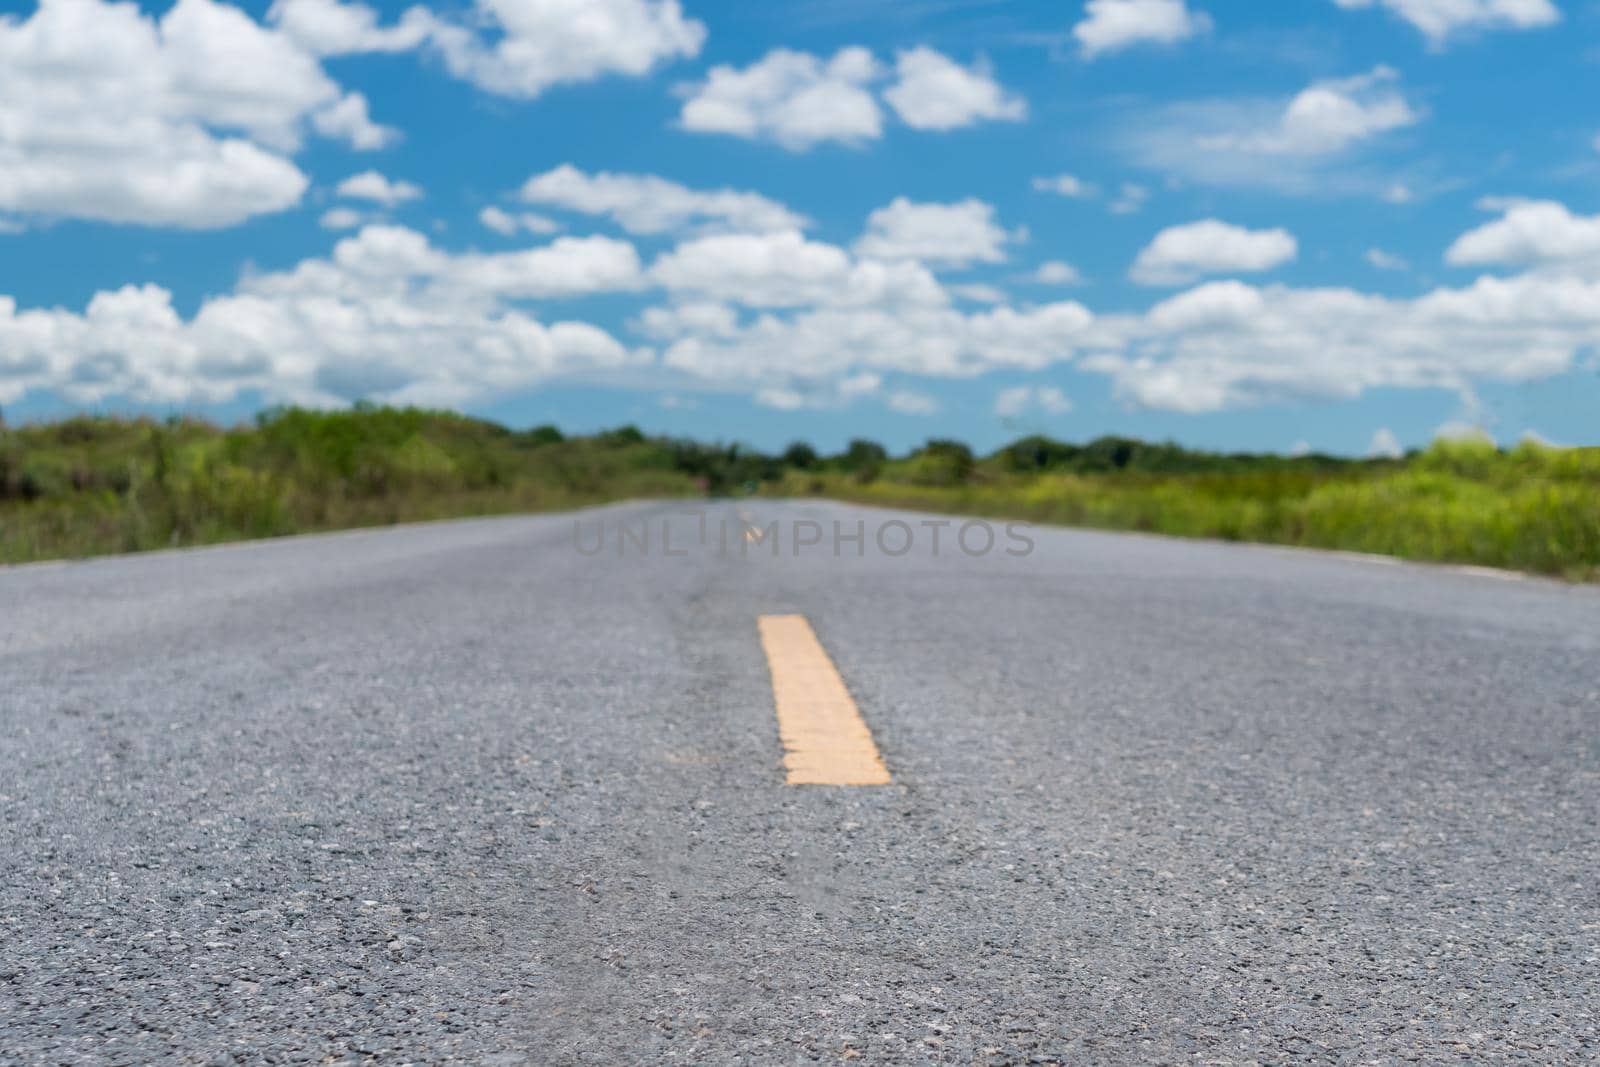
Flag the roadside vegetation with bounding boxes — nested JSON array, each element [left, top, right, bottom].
[[774, 433, 1600, 581], [1, 406, 1595, 578]]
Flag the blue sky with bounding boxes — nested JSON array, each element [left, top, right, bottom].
[[1, 0, 1597, 455]]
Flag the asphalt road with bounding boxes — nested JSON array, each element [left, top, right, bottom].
[[2, 500, 1597, 1064]]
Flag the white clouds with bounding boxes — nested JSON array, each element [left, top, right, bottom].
[[1331, 0, 1559, 46], [659, 300, 1096, 391], [1130, 220, 1298, 286], [1033, 261, 1084, 285], [1090, 269, 1598, 413], [996, 384, 1072, 417], [1074, 0, 1212, 58], [156, 0, 350, 150], [479, 206, 521, 236], [883, 48, 1025, 131], [517, 165, 807, 235], [756, 387, 806, 411], [10, 205, 1600, 421], [1204, 67, 1421, 157], [309, 92, 396, 150], [1110, 183, 1150, 214], [272, 0, 704, 98], [994, 387, 1031, 417], [0, 225, 647, 407], [336, 171, 423, 206], [1367, 248, 1409, 270], [748, 371, 884, 411], [317, 173, 425, 231], [839, 372, 884, 399], [426, 0, 705, 100], [853, 199, 1014, 268], [887, 390, 940, 416], [650, 230, 946, 308], [1367, 427, 1403, 458], [635, 301, 740, 342], [1445, 200, 1600, 273], [319, 207, 366, 230], [1383, 183, 1416, 205], [479, 206, 560, 236], [1127, 68, 1422, 195], [643, 208, 1097, 394], [1033, 174, 1095, 198], [0, 0, 402, 229], [952, 283, 1009, 304], [441, 236, 645, 299], [678, 47, 883, 151], [678, 46, 1023, 150], [267, 0, 432, 56], [239, 225, 645, 303]]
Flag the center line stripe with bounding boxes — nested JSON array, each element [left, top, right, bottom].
[[757, 615, 891, 787]]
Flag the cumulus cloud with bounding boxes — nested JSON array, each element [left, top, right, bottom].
[[883, 48, 1025, 131], [9, 177, 1600, 423], [1087, 270, 1596, 412], [319, 207, 367, 230], [270, 0, 704, 98], [853, 198, 1014, 268], [336, 171, 423, 206], [679, 45, 1026, 147], [1367, 427, 1404, 458], [426, 0, 704, 99], [952, 283, 1009, 304], [479, 206, 560, 236], [1204, 67, 1420, 156], [308, 92, 396, 150], [1033, 261, 1084, 285], [995, 384, 1072, 417], [267, 0, 432, 55], [1074, 0, 1212, 58], [1033, 174, 1095, 198], [1331, 0, 1559, 46], [518, 165, 807, 235], [9, 227, 1600, 419], [1367, 248, 1409, 271], [678, 47, 883, 151], [660, 299, 1096, 390], [0, 0, 404, 229], [650, 230, 947, 308], [1130, 220, 1298, 286], [0, 224, 649, 407], [641, 207, 1097, 396], [1445, 200, 1600, 274], [756, 387, 806, 411], [742, 371, 884, 412], [887, 390, 940, 416], [1127, 67, 1422, 194], [635, 302, 740, 342]]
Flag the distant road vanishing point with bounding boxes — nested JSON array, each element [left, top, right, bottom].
[[3, 500, 1597, 1063]]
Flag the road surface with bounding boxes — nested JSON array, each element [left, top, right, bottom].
[[2, 500, 1597, 1064]]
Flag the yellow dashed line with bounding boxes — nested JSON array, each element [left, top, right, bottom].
[[757, 615, 891, 787]]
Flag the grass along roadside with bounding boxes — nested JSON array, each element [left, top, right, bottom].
[[764, 437, 1600, 582], [2, 406, 1596, 579], [0, 407, 703, 564]]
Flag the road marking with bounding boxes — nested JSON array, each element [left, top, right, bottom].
[[757, 615, 891, 787]]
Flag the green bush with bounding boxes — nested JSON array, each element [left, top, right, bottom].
[[2, 410, 1595, 578]]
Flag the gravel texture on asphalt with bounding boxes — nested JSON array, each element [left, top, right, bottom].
[[2, 500, 1597, 1064]]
